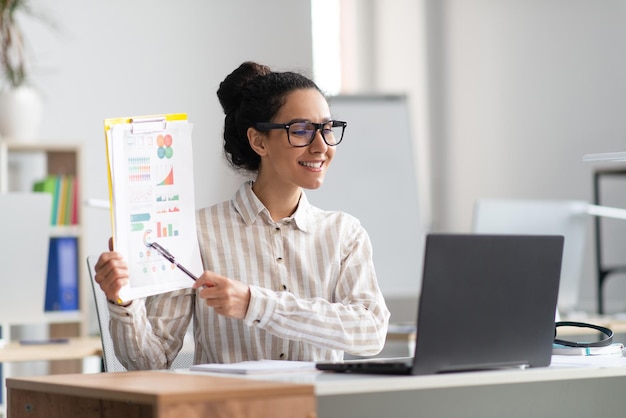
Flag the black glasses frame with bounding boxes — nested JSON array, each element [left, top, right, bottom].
[[254, 120, 347, 147]]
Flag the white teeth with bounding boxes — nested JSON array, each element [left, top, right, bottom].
[[299, 161, 323, 168]]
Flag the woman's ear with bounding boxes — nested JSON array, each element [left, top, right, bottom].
[[247, 127, 268, 156]]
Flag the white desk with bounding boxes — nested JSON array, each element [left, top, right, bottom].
[[180, 362, 626, 418], [315, 367, 626, 417]]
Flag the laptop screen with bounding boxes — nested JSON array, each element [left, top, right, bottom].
[[412, 233, 563, 375]]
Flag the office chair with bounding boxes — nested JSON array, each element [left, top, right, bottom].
[[87, 255, 195, 371]]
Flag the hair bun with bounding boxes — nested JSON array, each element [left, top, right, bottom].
[[217, 62, 272, 115]]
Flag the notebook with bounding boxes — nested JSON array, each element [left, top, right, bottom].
[[316, 233, 564, 375], [0, 193, 52, 325]]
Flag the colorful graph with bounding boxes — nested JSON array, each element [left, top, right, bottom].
[[156, 206, 180, 214], [143, 229, 154, 247], [156, 134, 174, 159], [131, 222, 145, 231], [156, 193, 179, 202], [156, 221, 179, 237], [130, 213, 151, 222], [127, 157, 151, 182], [156, 165, 174, 186], [157, 134, 173, 147]]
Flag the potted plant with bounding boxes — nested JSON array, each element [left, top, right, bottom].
[[0, 0, 44, 141]]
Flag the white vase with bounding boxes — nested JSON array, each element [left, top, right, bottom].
[[0, 86, 43, 142]]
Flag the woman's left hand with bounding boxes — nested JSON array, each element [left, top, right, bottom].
[[192, 271, 251, 319]]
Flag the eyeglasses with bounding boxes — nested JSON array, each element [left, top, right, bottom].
[[254, 120, 347, 147]]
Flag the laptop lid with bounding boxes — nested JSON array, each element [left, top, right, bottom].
[[0, 193, 51, 325], [411, 233, 563, 375]]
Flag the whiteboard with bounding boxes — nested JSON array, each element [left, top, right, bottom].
[[307, 95, 423, 297]]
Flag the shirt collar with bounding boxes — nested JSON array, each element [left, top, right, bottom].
[[233, 181, 311, 232]]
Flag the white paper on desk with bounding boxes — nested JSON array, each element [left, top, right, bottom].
[[551, 354, 626, 368], [190, 360, 318, 375], [107, 119, 202, 301]]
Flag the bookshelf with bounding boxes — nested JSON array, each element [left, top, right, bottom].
[[0, 141, 87, 351]]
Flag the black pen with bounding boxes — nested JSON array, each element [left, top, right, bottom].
[[149, 241, 198, 281]]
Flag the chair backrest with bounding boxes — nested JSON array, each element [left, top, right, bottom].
[[86, 255, 195, 371], [472, 198, 589, 315]]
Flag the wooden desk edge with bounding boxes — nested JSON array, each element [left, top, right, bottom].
[[0, 336, 102, 363], [6, 371, 315, 404], [7, 371, 317, 418]]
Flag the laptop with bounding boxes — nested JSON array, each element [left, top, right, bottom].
[[316, 233, 563, 375], [0, 193, 52, 325]]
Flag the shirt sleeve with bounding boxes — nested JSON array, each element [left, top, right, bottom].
[[108, 288, 194, 370], [243, 221, 390, 356]]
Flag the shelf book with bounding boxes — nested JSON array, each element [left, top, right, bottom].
[[32, 174, 79, 226], [44, 237, 79, 312], [32, 174, 80, 312]]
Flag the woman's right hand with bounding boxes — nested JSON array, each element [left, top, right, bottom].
[[94, 238, 131, 305]]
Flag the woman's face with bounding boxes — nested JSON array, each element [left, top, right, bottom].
[[258, 88, 336, 191]]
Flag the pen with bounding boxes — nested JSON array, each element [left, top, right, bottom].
[[149, 241, 198, 281]]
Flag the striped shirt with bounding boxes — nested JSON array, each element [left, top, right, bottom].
[[109, 181, 390, 370]]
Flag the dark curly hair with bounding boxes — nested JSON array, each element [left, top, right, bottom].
[[217, 61, 322, 172]]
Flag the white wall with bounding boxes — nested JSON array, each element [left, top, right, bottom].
[[18, 0, 313, 332], [368, 0, 626, 313], [21, 0, 313, 259], [432, 0, 626, 313], [431, 0, 626, 231]]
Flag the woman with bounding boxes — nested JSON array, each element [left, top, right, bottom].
[[95, 61, 390, 370]]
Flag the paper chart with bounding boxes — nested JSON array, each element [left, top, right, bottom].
[[105, 114, 202, 302]]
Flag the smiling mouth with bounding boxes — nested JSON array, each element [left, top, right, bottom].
[[299, 161, 324, 168]]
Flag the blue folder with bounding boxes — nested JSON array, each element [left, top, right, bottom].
[[45, 237, 79, 311]]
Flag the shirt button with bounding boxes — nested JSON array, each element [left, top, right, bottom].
[[276, 257, 283, 262], [279, 353, 285, 359], [281, 284, 287, 291], [275, 227, 280, 231]]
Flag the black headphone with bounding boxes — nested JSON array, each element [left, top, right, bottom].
[[554, 321, 614, 348]]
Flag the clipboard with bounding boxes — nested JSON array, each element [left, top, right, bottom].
[[104, 113, 203, 302]]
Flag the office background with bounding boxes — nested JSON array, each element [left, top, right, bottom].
[[16, 0, 626, 327]]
